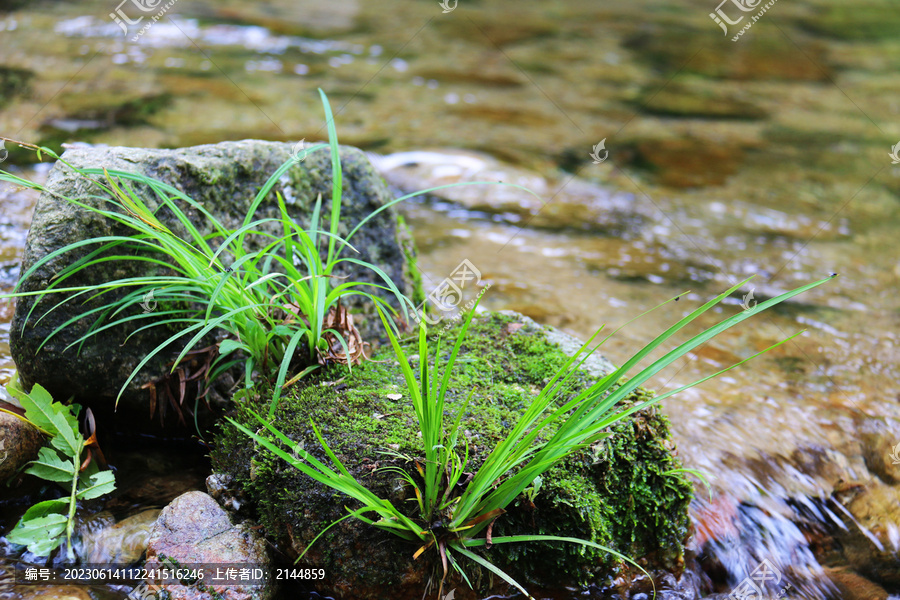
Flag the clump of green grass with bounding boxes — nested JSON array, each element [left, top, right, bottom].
[[230, 274, 835, 598], [0, 90, 538, 420], [2, 91, 409, 417]]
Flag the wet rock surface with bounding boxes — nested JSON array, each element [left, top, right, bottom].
[[0, 410, 43, 482], [832, 482, 900, 589], [145, 490, 273, 600], [10, 141, 415, 421], [824, 567, 890, 600]]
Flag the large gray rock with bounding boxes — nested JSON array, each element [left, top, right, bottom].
[[11, 141, 416, 421]]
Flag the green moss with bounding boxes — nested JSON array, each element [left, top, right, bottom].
[[492, 386, 692, 585], [212, 312, 692, 592]]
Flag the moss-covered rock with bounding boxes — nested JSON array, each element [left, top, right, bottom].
[[10, 141, 417, 422], [212, 312, 692, 599]]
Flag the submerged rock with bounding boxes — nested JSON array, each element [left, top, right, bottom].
[[371, 149, 655, 236], [36, 92, 173, 152], [833, 481, 900, 589], [213, 311, 693, 599], [798, 6, 900, 41], [81, 508, 161, 565], [623, 137, 749, 189], [857, 417, 900, 486], [623, 28, 831, 81], [10, 140, 417, 421], [638, 81, 767, 120], [824, 567, 890, 600]]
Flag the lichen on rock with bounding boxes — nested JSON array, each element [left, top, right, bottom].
[[212, 311, 692, 598]]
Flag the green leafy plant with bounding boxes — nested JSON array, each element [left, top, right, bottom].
[[2, 372, 115, 559], [230, 274, 835, 598]]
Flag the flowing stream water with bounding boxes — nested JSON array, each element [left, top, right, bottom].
[[1, 0, 900, 598]]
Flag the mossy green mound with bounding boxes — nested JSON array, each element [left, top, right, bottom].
[[212, 312, 692, 599]]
